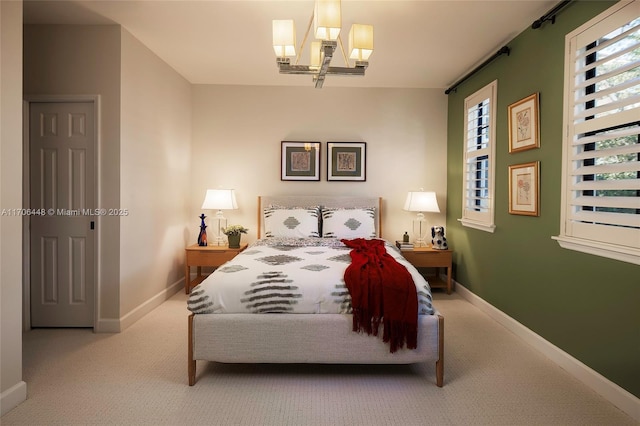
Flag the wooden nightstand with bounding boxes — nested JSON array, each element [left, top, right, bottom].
[[184, 243, 248, 294], [401, 246, 453, 294]]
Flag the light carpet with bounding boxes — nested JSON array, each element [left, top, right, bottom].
[[1, 291, 635, 425]]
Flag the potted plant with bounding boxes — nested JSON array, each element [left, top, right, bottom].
[[222, 225, 248, 248]]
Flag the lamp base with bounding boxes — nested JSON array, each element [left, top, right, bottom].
[[412, 217, 428, 247], [414, 237, 428, 248], [214, 212, 227, 246]]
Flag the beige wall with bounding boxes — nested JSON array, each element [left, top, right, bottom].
[[23, 25, 122, 327], [190, 85, 448, 243], [1, 0, 27, 415], [119, 29, 191, 319], [23, 25, 193, 330]]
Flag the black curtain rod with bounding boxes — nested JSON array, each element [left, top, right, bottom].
[[444, 1, 572, 95], [532, 0, 573, 29], [445, 46, 510, 95]]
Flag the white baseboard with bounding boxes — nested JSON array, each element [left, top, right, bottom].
[[0, 381, 27, 416], [95, 279, 183, 333], [454, 282, 640, 423], [94, 318, 121, 333]]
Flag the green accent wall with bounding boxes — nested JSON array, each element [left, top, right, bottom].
[[446, 1, 639, 397]]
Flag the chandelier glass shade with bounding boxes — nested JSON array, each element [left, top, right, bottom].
[[272, 0, 373, 88], [314, 0, 341, 40], [272, 19, 296, 57], [349, 24, 374, 61]]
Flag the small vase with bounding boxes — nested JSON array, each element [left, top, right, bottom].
[[227, 234, 241, 249], [197, 214, 207, 246]]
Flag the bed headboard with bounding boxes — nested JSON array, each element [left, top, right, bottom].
[[257, 195, 382, 239]]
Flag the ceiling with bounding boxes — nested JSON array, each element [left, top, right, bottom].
[[23, 0, 558, 90]]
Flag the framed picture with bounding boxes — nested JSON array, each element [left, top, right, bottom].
[[508, 93, 540, 153], [281, 141, 321, 181], [327, 142, 366, 181], [508, 161, 540, 216]]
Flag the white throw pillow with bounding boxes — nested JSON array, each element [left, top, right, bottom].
[[263, 207, 320, 238], [321, 208, 376, 239]]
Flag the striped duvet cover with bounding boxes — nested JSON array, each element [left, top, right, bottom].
[[187, 238, 434, 316]]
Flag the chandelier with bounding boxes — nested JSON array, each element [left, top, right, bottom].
[[272, 0, 374, 88]]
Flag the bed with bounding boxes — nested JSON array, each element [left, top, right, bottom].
[[187, 195, 444, 386]]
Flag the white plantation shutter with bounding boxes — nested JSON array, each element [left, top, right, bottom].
[[557, 1, 640, 264], [461, 81, 497, 232]]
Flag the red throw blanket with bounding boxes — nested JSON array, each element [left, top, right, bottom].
[[342, 238, 418, 352]]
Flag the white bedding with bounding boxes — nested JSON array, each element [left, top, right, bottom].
[[187, 237, 434, 316]]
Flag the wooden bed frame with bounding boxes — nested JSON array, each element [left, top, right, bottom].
[[188, 196, 444, 386]]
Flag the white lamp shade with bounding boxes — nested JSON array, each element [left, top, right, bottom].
[[349, 24, 373, 61], [273, 19, 296, 57], [314, 0, 341, 40], [201, 189, 238, 210], [404, 191, 440, 213], [310, 41, 322, 69]]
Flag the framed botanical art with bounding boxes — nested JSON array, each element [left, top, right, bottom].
[[508, 161, 540, 216], [508, 93, 540, 153], [281, 141, 321, 181], [327, 142, 366, 181]]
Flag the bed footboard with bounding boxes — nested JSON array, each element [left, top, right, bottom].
[[188, 314, 196, 386], [188, 312, 444, 387], [436, 314, 444, 387]]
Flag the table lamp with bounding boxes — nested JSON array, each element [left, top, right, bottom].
[[403, 190, 440, 247], [201, 189, 238, 246]]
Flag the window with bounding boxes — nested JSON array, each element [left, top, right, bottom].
[[460, 80, 497, 232], [554, 1, 640, 265]]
